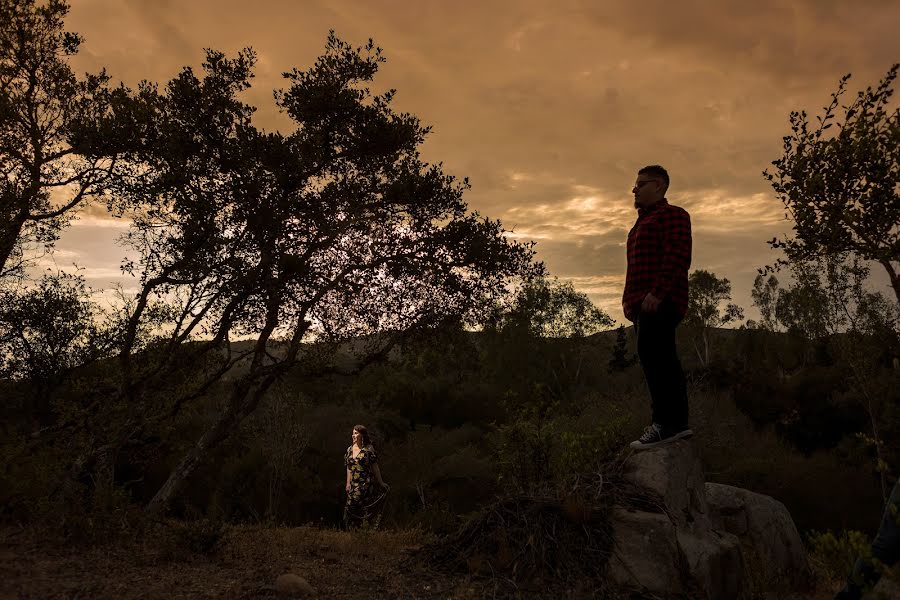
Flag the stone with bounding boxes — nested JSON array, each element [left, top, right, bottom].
[[275, 573, 316, 597], [677, 528, 744, 600], [623, 439, 711, 530], [608, 507, 683, 593], [606, 439, 812, 599], [705, 482, 812, 592]]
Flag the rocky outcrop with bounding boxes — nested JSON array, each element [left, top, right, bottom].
[[607, 440, 811, 599], [705, 482, 812, 592]]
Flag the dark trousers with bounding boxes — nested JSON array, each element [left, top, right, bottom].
[[837, 480, 900, 599], [635, 304, 689, 430]]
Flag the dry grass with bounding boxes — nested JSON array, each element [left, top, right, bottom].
[[0, 523, 472, 599], [410, 456, 677, 599], [0, 519, 853, 600]]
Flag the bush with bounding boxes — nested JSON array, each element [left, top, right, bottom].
[[807, 529, 870, 582], [557, 411, 630, 476], [807, 527, 900, 595], [496, 417, 555, 492]]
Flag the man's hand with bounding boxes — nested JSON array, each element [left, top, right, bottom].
[[641, 292, 662, 314]]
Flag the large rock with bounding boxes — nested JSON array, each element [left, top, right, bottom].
[[608, 439, 809, 599], [623, 438, 710, 530], [705, 482, 812, 592], [607, 508, 682, 592], [676, 528, 744, 600]]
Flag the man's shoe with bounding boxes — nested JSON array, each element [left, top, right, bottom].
[[629, 423, 694, 450]]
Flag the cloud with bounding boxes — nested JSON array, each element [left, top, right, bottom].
[[58, 0, 899, 326]]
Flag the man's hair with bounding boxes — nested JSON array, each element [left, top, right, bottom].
[[638, 165, 669, 188]]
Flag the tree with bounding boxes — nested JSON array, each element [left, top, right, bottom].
[[0, 272, 107, 419], [764, 65, 900, 501], [0, 0, 122, 279], [748, 271, 826, 340], [774, 252, 894, 341], [494, 276, 614, 338], [750, 273, 783, 332], [754, 249, 900, 498], [86, 35, 539, 513], [484, 276, 614, 405], [607, 324, 636, 373], [684, 269, 744, 366], [248, 386, 309, 522], [764, 64, 900, 306]]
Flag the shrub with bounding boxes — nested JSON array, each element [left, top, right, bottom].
[[807, 529, 870, 582], [496, 418, 554, 492], [556, 410, 630, 476], [807, 528, 900, 594]]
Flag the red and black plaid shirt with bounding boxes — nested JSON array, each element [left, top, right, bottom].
[[622, 199, 692, 322]]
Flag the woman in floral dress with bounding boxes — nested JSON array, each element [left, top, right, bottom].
[[344, 424, 389, 528]]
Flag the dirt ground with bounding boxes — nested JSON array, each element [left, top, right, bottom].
[[0, 524, 846, 599]]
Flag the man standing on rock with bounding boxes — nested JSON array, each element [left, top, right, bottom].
[[622, 165, 694, 450]]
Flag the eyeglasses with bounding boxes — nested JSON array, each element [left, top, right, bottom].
[[633, 179, 658, 189]]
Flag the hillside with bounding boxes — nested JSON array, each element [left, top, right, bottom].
[[2, 323, 896, 597]]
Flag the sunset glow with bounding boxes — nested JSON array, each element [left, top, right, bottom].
[[56, 0, 900, 323]]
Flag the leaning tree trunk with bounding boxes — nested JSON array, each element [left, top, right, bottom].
[[879, 260, 900, 307], [147, 374, 274, 514], [0, 207, 29, 277], [691, 339, 704, 366], [703, 328, 710, 367], [147, 397, 241, 514]]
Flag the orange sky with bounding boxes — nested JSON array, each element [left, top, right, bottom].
[[51, 0, 900, 324]]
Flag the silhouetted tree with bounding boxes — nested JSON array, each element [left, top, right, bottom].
[[764, 64, 900, 305], [607, 324, 636, 373], [774, 253, 894, 341], [764, 66, 900, 498], [494, 276, 613, 338], [0, 272, 105, 419], [762, 251, 899, 498], [484, 276, 613, 405], [0, 0, 122, 279], [86, 35, 539, 512], [750, 274, 783, 332], [684, 269, 743, 366]]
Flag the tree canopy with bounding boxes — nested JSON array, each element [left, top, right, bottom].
[[79, 34, 541, 511], [684, 269, 743, 366], [0, 0, 122, 279], [492, 276, 613, 338], [764, 64, 900, 305]]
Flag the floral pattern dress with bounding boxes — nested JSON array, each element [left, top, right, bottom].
[[344, 444, 382, 527]]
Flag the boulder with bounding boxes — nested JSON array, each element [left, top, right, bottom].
[[608, 507, 682, 592], [676, 528, 744, 600], [608, 439, 810, 599], [623, 438, 710, 530], [705, 482, 812, 592]]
